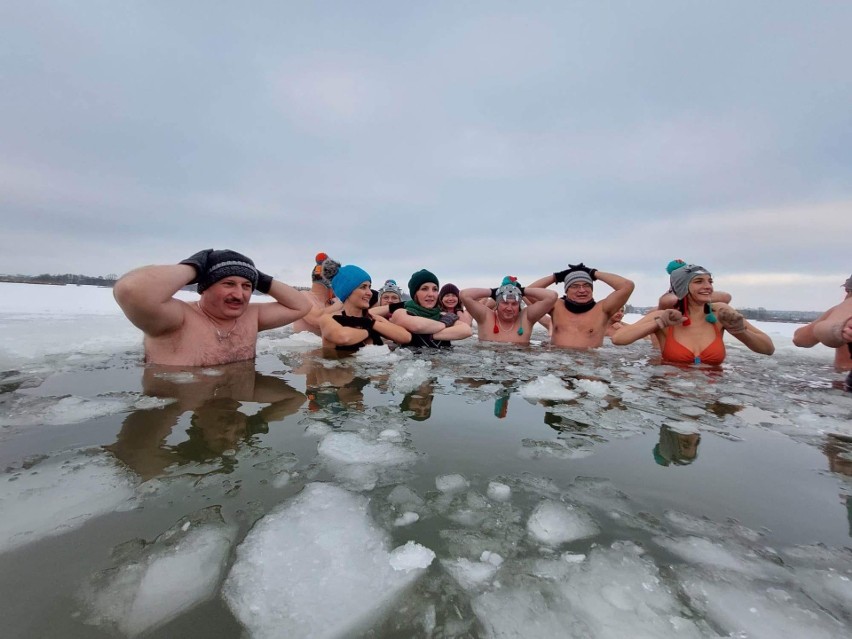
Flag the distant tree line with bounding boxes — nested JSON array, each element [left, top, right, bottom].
[[0, 273, 311, 293], [0, 273, 118, 287]]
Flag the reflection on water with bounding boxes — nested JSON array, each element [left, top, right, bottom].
[[653, 424, 701, 466], [1, 333, 852, 638], [105, 361, 305, 479]]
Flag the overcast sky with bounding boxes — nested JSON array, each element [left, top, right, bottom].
[[1, 1, 850, 310]]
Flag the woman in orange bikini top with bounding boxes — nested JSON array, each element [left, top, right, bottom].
[[612, 263, 774, 364]]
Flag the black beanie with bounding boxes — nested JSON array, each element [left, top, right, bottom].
[[197, 250, 258, 293]]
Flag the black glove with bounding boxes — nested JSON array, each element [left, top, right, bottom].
[[179, 249, 213, 283], [553, 269, 570, 283], [333, 314, 375, 330], [256, 271, 273, 294], [568, 263, 598, 280], [438, 313, 458, 327]]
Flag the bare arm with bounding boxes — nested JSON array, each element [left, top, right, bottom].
[[596, 271, 635, 316], [793, 308, 833, 348], [390, 308, 448, 334], [528, 274, 557, 290], [812, 300, 852, 347], [257, 280, 313, 331], [460, 287, 493, 324], [432, 321, 473, 341], [714, 303, 775, 355], [113, 264, 194, 337], [523, 288, 559, 324], [319, 314, 370, 346], [611, 310, 673, 346], [371, 315, 412, 344]]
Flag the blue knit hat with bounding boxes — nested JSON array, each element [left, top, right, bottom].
[[332, 265, 371, 302]]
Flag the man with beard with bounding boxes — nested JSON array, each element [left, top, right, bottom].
[[114, 248, 311, 366], [460, 277, 557, 344], [528, 263, 634, 348]]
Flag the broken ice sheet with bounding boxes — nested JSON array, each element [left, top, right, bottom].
[[82, 507, 236, 637], [223, 483, 433, 639]]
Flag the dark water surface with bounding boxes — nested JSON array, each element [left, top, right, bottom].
[[2, 332, 851, 638]]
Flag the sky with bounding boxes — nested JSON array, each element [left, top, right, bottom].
[[1, 1, 850, 310]]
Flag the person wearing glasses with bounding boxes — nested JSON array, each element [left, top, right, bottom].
[[527, 263, 634, 348]]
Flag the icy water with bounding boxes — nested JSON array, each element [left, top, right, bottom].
[[2, 284, 852, 638]]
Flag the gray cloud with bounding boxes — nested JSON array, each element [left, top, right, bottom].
[[1, 1, 850, 310]]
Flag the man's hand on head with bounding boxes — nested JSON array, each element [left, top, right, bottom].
[[179, 249, 214, 283]]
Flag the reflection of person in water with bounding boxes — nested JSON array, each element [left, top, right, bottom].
[[294, 356, 372, 413], [105, 361, 306, 479], [823, 434, 852, 477], [653, 425, 701, 466], [400, 381, 435, 422]]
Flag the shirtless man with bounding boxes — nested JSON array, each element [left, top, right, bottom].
[[291, 252, 340, 335], [460, 277, 557, 344], [114, 248, 311, 366], [528, 263, 634, 348], [793, 274, 852, 375]]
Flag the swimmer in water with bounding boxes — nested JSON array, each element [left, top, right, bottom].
[[460, 276, 557, 345], [612, 264, 774, 364], [376, 279, 405, 306], [437, 283, 473, 327], [793, 273, 852, 389], [382, 269, 473, 349], [319, 264, 411, 353], [528, 263, 635, 348], [114, 248, 311, 367], [291, 252, 341, 336]]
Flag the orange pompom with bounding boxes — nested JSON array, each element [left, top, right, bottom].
[[315, 252, 328, 263]]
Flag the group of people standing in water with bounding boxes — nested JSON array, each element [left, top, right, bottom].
[[112, 248, 852, 389]]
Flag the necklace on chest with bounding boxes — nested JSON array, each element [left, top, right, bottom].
[[196, 302, 238, 341], [494, 315, 524, 336]]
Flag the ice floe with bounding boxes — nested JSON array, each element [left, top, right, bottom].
[[0, 449, 137, 554], [223, 483, 433, 638]]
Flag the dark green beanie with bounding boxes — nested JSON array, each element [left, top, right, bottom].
[[408, 269, 439, 299]]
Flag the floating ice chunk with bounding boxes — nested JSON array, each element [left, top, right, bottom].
[[223, 483, 431, 639], [0, 450, 137, 554], [389, 359, 432, 394], [394, 512, 420, 526], [473, 542, 707, 638], [387, 485, 424, 507], [519, 375, 578, 401], [319, 431, 418, 466], [389, 540, 435, 571], [286, 331, 322, 346], [442, 557, 500, 591], [480, 550, 504, 566], [378, 429, 405, 442], [436, 473, 469, 493], [304, 421, 332, 437], [355, 344, 400, 362], [527, 500, 598, 546], [678, 569, 847, 639], [575, 379, 609, 398], [678, 405, 705, 417], [561, 551, 586, 563], [487, 481, 511, 502], [0, 394, 133, 427], [84, 509, 236, 637], [654, 535, 784, 580], [153, 371, 197, 384], [518, 438, 594, 460]]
